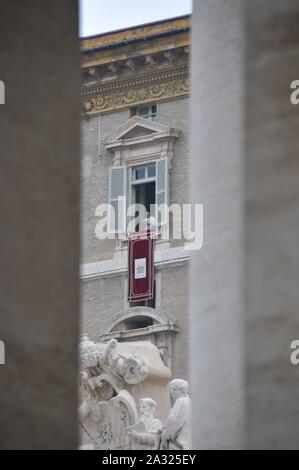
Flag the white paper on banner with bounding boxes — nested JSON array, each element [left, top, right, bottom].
[[134, 258, 147, 279]]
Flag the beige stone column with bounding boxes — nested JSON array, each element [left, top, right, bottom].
[[245, 0, 299, 450], [0, 1, 80, 449], [190, 0, 246, 450], [191, 0, 299, 450]]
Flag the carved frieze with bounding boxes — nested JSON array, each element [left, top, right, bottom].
[[81, 67, 189, 116]]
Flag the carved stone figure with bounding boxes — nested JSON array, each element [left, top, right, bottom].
[[101, 338, 149, 385], [160, 379, 191, 450], [80, 334, 99, 370], [78, 335, 171, 450], [126, 398, 162, 449]]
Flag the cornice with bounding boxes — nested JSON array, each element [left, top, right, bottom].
[[81, 66, 189, 116], [98, 322, 179, 343], [81, 16, 190, 70], [80, 244, 190, 281], [81, 15, 190, 53]]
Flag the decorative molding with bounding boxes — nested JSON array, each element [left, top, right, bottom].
[[99, 323, 179, 342], [80, 243, 190, 281], [99, 324, 178, 371], [104, 115, 180, 169], [98, 307, 179, 371], [104, 306, 175, 333], [81, 67, 189, 116], [104, 115, 180, 145]]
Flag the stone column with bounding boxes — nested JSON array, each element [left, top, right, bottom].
[[190, 0, 246, 450], [245, 0, 299, 450], [191, 0, 299, 450], [0, 1, 80, 449]]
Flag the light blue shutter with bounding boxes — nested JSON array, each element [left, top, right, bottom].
[[108, 166, 126, 234], [156, 157, 168, 225], [0, 80, 4, 105]]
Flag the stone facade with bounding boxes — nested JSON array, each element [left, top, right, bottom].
[[80, 17, 191, 381]]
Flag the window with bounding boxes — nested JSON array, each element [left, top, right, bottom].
[[123, 316, 154, 330], [130, 281, 156, 309], [147, 165, 156, 178], [134, 167, 145, 180], [131, 104, 157, 121], [131, 163, 156, 231], [133, 164, 156, 182], [108, 159, 168, 234]]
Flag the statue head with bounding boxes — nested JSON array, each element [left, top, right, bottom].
[[79, 334, 99, 369], [109, 338, 118, 349], [139, 397, 157, 420], [168, 379, 189, 401]]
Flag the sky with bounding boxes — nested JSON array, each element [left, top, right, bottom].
[[79, 0, 192, 37]]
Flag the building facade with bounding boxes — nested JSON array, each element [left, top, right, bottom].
[[80, 16, 191, 380]]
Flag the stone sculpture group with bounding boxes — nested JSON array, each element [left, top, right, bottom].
[[79, 335, 191, 450]]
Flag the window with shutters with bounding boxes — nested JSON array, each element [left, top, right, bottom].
[[131, 163, 156, 232], [131, 158, 168, 233], [105, 117, 178, 239], [108, 158, 168, 235], [108, 166, 126, 234]]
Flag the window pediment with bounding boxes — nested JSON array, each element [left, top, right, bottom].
[[120, 125, 156, 140], [104, 116, 180, 167], [105, 116, 180, 150]]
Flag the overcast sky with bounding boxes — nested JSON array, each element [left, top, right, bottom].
[[79, 0, 192, 37]]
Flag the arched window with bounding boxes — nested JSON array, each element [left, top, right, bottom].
[[99, 307, 179, 371]]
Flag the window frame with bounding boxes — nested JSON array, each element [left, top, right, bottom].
[[130, 103, 158, 121], [131, 163, 156, 185], [130, 164, 157, 223]]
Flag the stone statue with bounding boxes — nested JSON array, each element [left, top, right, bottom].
[[126, 398, 162, 449], [101, 338, 121, 369], [78, 334, 171, 450], [101, 338, 149, 385], [159, 379, 191, 450]]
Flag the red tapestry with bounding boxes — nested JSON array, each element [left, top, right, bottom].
[[128, 231, 154, 302]]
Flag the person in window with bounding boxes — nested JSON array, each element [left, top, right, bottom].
[[140, 211, 157, 233]]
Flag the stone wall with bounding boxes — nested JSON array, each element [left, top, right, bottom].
[[81, 96, 190, 381], [80, 97, 189, 264], [81, 262, 189, 380]]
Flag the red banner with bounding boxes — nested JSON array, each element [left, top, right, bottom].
[[128, 231, 154, 302]]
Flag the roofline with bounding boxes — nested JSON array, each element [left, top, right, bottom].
[[82, 28, 190, 55], [80, 14, 191, 41]]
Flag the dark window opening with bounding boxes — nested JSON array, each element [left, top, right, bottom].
[[133, 181, 155, 231], [124, 315, 154, 330], [130, 280, 156, 309], [134, 181, 155, 213]]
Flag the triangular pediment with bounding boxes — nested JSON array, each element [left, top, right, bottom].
[[105, 115, 180, 147], [121, 125, 157, 140]]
